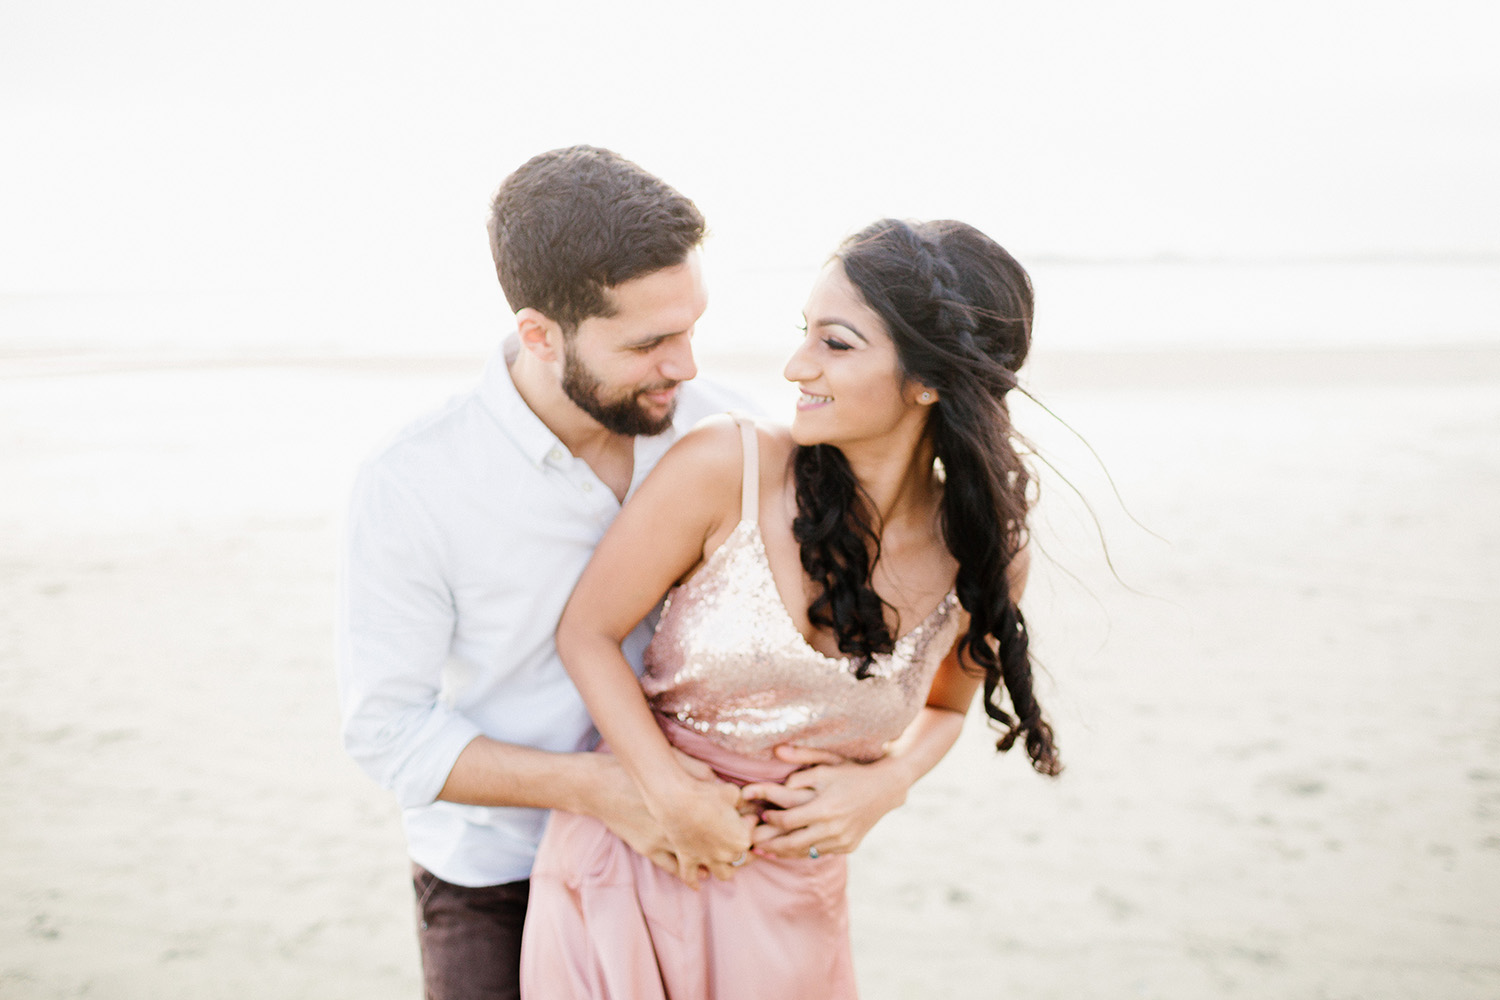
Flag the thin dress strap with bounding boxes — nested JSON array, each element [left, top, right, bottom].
[[735, 415, 759, 525]]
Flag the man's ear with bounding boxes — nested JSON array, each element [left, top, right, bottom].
[[516, 308, 563, 362]]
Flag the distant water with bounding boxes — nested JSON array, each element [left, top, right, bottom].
[[3, 260, 1497, 361]]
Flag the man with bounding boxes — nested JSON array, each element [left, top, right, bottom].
[[337, 146, 747, 999]]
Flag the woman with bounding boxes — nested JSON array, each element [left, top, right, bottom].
[[520, 219, 1061, 998]]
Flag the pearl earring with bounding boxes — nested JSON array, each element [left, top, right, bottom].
[[919, 391, 933, 403]]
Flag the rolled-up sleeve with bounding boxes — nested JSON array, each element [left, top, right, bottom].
[[337, 462, 483, 809]]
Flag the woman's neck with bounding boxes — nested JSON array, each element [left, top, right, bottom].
[[838, 430, 942, 531]]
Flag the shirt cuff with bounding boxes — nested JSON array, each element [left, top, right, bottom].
[[390, 711, 485, 810]]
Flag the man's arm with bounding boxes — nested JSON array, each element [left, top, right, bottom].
[[337, 462, 479, 807], [438, 735, 725, 874], [335, 460, 690, 871]]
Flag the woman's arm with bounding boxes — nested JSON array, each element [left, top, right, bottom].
[[556, 417, 755, 886], [742, 646, 979, 858]]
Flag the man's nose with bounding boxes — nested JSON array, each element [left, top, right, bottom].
[[659, 336, 697, 383]]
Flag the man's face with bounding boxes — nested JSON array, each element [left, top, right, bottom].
[[561, 252, 707, 436]]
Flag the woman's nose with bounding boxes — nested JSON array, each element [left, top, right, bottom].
[[782, 338, 818, 383]]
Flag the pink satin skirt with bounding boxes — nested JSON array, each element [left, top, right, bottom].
[[520, 719, 857, 999]]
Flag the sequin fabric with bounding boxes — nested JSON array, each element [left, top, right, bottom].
[[642, 512, 962, 763]]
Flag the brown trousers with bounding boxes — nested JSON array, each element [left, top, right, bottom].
[[412, 863, 530, 1000]]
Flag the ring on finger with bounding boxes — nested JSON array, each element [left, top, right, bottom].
[[808, 846, 821, 860], [730, 851, 749, 867]]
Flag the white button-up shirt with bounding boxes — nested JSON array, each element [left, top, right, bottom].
[[337, 339, 748, 886]]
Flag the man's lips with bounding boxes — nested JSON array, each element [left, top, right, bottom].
[[640, 384, 679, 406]]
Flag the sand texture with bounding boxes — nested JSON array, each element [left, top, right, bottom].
[[2, 346, 1497, 998]]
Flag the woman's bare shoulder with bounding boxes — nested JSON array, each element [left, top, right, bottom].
[[652, 414, 745, 489], [731, 417, 796, 465], [674, 413, 796, 465]]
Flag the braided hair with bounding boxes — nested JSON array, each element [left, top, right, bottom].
[[792, 219, 1061, 775]]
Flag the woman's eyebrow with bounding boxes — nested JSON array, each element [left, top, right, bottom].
[[811, 317, 869, 344]]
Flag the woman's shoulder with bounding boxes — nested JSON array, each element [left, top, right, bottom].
[[675, 412, 796, 462], [667, 412, 748, 464], [659, 413, 797, 499], [637, 414, 783, 535], [648, 413, 762, 493]]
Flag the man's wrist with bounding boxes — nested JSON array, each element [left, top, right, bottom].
[[555, 749, 613, 817]]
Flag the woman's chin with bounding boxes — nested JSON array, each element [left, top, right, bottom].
[[787, 416, 825, 448]]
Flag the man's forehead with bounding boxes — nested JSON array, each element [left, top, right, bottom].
[[579, 262, 706, 345]]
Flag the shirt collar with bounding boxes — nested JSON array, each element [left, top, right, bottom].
[[477, 335, 568, 469]]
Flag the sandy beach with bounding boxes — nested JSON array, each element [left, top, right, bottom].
[[2, 344, 1497, 998]]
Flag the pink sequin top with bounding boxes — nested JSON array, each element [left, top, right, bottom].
[[642, 419, 963, 763]]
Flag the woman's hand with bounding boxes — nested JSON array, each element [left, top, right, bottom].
[[741, 746, 916, 860]]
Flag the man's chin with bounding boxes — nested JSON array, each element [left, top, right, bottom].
[[635, 404, 676, 437], [633, 388, 680, 434], [585, 399, 675, 437]]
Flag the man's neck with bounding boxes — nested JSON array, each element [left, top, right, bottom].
[[508, 347, 637, 502]]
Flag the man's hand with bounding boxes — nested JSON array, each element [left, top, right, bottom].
[[585, 753, 682, 876], [640, 756, 755, 888], [586, 750, 751, 886], [741, 745, 915, 860]]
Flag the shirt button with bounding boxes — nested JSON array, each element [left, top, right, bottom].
[[580, 481, 593, 493], [549, 447, 565, 462]]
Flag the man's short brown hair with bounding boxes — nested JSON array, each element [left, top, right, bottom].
[[488, 146, 706, 333]]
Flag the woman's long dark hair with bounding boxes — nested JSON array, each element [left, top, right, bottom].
[[793, 218, 1061, 775]]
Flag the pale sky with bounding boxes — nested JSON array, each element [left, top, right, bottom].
[[2, 0, 1497, 301]]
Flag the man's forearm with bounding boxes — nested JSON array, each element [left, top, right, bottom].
[[436, 735, 625, 816], [440, 734, 709, 880]]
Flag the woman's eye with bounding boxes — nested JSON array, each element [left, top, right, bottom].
[[795, 321, 850, 351]]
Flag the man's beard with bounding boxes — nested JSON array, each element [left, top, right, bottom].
[[561, 340, 679, 437]]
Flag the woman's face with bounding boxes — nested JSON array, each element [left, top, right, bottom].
[[784, 261, 927, 449]]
